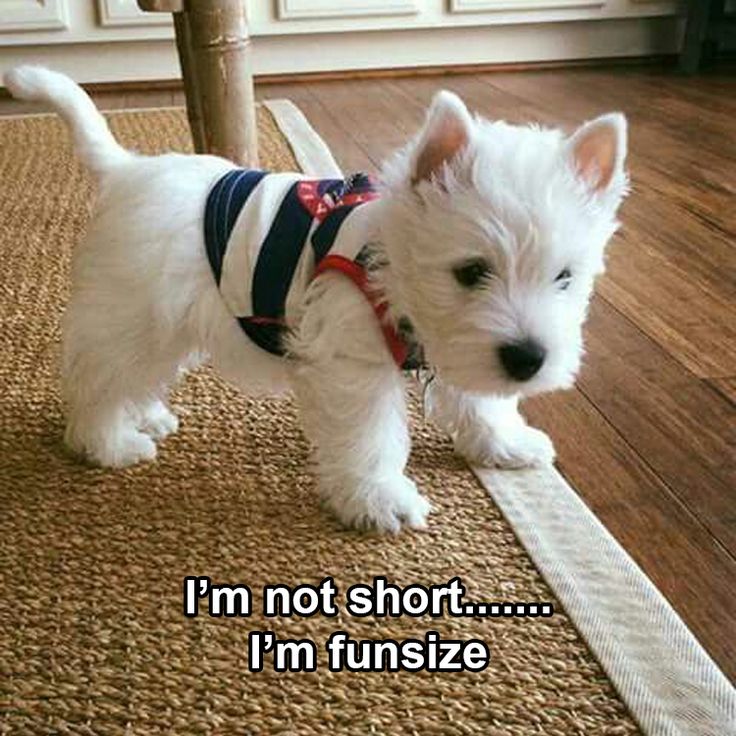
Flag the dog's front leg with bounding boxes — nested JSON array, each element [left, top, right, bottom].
[[294, 356, 431, 533], [427, 381, 555, 469]]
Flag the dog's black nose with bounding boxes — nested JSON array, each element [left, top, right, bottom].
[[498, 340, 546, 381]]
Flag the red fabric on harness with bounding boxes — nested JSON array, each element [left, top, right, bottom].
[[243, 316, 285, 326], [312, 254, 409, 368]]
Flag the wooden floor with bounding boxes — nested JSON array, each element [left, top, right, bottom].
[[2, 64, 734, 681]]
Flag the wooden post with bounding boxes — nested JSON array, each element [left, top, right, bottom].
[[137, 0, 182, 9], [173, 11, 207, 153], [182, 0, 258, 166], [137, 0, 259, 167]]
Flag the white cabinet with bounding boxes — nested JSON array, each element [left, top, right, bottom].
[[276, 0, 419, 20], [449, 0, 603, 10], [0, 0, 69, 32], [247, 0, 679, 35], [97, 0, 170, 27], [0, 0, 682, 84]]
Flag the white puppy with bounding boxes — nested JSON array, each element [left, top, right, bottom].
[[4, 67, 628, 533]]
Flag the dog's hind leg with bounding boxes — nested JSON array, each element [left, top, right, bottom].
[[128, 398, 179, 440], [61, 291, 190, 468]]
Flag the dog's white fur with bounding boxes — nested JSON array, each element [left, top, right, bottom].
[[4, 67, 628, 533]]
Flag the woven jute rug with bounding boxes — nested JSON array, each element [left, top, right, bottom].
[[0, 104, 679, 735]]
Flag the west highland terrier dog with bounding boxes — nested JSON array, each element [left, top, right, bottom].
[[5, 67, 628, 533]]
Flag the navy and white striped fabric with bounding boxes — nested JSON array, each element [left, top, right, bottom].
[[204, 168, 379, 357]]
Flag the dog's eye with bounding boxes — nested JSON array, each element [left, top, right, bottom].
[[453, 258, 492, 288], [555, 268, 572, 290]]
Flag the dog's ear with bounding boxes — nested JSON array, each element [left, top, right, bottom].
[[567, 113, 627, 194], [412, 91, 474, 186]]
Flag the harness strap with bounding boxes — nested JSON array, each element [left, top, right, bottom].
[[312, 254, 409, 368]]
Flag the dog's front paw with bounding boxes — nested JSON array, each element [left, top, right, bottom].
[[456, 423, 555, 469], [324, 476, 431, 534]]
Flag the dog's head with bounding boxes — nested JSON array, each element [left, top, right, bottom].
[[379, 91, 628, 397]]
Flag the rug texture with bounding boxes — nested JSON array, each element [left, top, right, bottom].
[[0, 107, 641, 735]]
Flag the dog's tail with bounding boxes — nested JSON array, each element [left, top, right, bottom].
[[3, 66, 130, 175]]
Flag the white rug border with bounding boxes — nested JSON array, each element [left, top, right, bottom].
[[473, 466, 735, 736], [274, 99, 736, 736]]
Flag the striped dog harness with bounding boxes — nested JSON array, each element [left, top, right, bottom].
[[203, 168, 423, 370]]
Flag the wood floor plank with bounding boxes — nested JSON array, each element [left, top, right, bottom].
[[0, 98, 48, 115], [523, 386, 736, 681], [577, 298, 735, 552], [0, 89, 174, 115], [640, 64, 736, 107], [307, 79, 418, 167], [709, 376, 736, 405], [256, 81, 316, 104], [595, 227, 735, 379], [391, 71, 563, 129], [122, 90, 176, 110]]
